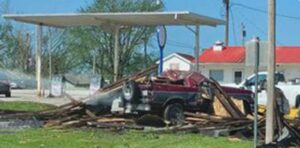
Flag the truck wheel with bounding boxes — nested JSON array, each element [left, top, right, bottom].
[[122, 80, 140, 103], [295, 95, 300, 108], [163, 103, 184, 125]]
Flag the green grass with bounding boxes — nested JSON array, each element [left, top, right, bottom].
[[0, 101, 55, 112], [0, 128, 252, 148], [0, 101, 252, 148]]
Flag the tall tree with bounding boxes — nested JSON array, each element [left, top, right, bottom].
[[65, 0, 163, 80], [41, 28, 79, 76], [0, 0, 34, 72]]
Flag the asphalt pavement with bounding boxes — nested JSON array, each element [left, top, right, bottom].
[[0, 89, 91, 106]]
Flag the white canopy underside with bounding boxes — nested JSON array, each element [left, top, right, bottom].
[[3, 11, 225, 27]]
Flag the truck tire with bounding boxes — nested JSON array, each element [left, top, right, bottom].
[[295, 95, 300, 108], [122, 80, 140, 103], [163, 103, 184, 125]]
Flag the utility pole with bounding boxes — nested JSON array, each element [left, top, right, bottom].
[[223, 0, 229, 46], [195, 26, 200, 72], [266, 0, 276, 144]]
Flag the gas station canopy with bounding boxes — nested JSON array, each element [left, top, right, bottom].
[[3, 11, 225, 27], [3, 11, 225, 95]]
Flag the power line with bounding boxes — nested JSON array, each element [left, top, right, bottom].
[[232, 3, 300, 21], [234, 9, 284, 45]]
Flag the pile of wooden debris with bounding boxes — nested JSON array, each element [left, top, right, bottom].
[[0, 90, 299, 147], [0, 65, 299, 147]]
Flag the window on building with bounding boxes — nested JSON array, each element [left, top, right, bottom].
[[209, 70, 224, 81], [169, 63, 180, 70], [234, 71, 243, 84]]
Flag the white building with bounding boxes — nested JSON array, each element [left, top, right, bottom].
[[158, 52, 194, 71], [161, 42, 300, 84]]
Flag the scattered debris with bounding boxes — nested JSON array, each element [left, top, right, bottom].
[[0, 67, 299, 147]]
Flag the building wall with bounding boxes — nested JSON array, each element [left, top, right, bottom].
[[163, 56, 191, 72], [199, 64, 245, 84], [277, 64, 300, 80], [199, 63, 300, 84]]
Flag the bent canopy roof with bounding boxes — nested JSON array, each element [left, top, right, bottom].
[[3, 11, 225, 27]]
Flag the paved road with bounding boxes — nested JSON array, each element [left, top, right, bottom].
[[0, 89, 91, 106]]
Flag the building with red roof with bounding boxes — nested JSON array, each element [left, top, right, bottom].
[[161, 41, 300, 84], [197, 42, 300, 84]]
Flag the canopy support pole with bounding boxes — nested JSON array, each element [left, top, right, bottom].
[[36, 24, 42, 97], [113, 26, 120, 82]]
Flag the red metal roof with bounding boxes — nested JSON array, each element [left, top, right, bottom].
[[276, 46, 300, 63], [197, 46, 245, 63], [197, 46, 300, 63], [175, 52, 195, 62]]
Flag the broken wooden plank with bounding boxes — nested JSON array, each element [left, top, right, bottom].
[[100, 64, 158, 92], [96, 118, 127, 123], [184, 112, 248, 122], [210, 79, 245, 118], [87, 122, 144, 130], [85, 109, 97, 119]]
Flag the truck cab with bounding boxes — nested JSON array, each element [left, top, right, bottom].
[[239, 72, 285, 90]]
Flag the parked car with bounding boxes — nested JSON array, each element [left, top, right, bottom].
[[86, 70, 254, 124], [0, 73, 11, 97]]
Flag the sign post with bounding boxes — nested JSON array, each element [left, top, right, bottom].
[[156, 26, 167, 76]]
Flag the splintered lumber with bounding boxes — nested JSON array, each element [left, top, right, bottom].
[[85, 109, 97, 119], [87, 122, 144, 130], [144, 124, 198, 133], [185, 112, 227, 123], [209, 79, 245, 118], [184, 112, 248, 123], [213, 97, 231, 117], [213, 98, 246, 117], [213, 81, 245, 117], [232, 99, 245, 114], [96, 118, 127, 123], [100, 64, 158, 92], [214, 90, 242, 118], [185, 117, 208, 123]]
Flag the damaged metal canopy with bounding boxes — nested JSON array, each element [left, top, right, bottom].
[[3, 11, 225, 27]]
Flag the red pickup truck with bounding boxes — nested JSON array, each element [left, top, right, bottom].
[[86, 70, 253, 124]]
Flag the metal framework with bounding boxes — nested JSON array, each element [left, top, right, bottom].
[[3, 11, 225, 96]]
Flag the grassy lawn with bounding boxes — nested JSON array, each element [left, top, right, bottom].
[[0, 101, 55, 112], [0, 128, 252, 148], [0, 101, 252, 148]]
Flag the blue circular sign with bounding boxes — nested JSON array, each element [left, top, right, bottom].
[[156, 26, 167, 49]]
